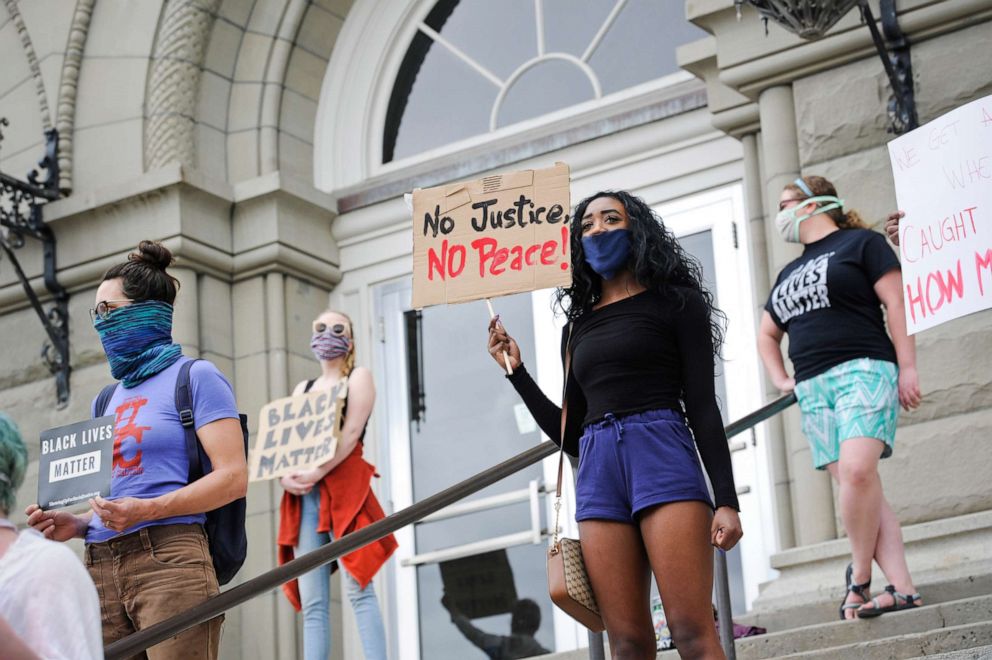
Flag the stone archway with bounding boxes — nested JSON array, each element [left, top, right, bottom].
[[143, 0, 352, 188]]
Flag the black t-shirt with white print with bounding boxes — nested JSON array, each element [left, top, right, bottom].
[[765, 228, 900, 383]]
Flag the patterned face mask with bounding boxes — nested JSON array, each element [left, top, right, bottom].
[[311, 331, 351, 361], [93, 300, 183, 387]]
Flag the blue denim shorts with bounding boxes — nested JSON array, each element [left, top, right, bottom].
[[575, 408, 713, 523]]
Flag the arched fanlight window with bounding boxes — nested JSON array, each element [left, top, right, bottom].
[[383, 0, 706, 163]]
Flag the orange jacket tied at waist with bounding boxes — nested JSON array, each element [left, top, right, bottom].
[[277, 444, 398, 610]]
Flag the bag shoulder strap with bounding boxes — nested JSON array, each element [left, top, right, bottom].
[[175, 358, 202, 481], [95, 383, 118, 418], [303, 379, 315, 393], [555, 323, 574, 498]]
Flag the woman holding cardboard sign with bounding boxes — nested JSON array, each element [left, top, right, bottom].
[[758, 176, 922, 621], [488, 191, 741, 659], [277, 310, 397, 660]]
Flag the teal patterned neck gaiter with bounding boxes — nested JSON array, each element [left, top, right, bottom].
[[94, 300, 183, 388]]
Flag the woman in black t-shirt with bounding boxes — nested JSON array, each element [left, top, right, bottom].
[[758, 175, 923, 621], [488, 191, 741, 659]]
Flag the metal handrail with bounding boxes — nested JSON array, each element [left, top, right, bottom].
[[714, 392, 795, 659], [105, 392, 798, 660], [725, 392, 796, 439]]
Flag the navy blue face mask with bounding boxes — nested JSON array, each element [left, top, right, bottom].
[[581, 229, 632, 280]]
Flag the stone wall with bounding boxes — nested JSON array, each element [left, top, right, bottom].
[[198, 0, 349, 183], [791, 18, 992, 531], [0, 1, 352, 657], [682, 0, 992, 546], [794, 19, 992, 227]]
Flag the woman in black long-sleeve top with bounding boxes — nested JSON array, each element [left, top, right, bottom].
[[489, 191, 741, 660]]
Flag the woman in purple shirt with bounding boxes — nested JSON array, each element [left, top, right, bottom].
[[26, 241, 248, 658]]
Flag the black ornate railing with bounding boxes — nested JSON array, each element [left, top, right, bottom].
[[105, 392, 798, 660], [0, 120, 70, 407]]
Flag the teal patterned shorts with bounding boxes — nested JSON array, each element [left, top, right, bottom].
[[794, 358, 899, 470]]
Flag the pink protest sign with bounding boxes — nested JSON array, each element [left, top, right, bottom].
[[888, 94, 992, 334]]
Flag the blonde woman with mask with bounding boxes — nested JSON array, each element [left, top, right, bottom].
[[758, 175, 923, 621], [276, 310, 397, 660]]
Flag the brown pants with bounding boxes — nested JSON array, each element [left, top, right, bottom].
[[85, 523, 223, 660]]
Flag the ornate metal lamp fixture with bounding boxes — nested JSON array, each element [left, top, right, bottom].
[[735, 0, 919, 134], [0, 119, 71, 407]]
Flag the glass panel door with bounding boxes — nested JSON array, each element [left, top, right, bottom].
[[375, 280, 557, 660]]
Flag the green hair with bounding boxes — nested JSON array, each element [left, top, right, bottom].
[[0, 412, 27, 515]]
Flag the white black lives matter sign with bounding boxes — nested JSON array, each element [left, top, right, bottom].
[[38, 416, 115, 510]]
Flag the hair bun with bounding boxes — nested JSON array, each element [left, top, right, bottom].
[[131, 240, 174, 271]]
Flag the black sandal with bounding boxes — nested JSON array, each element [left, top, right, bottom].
[[857, 585, 922, 618], [839, 563, 871, 621]]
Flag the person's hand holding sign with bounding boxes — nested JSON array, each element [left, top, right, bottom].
[[292, 467, 325, 488], [487, 318, 522, 372], [89, 495, 151, 533], [280, 473, 313, 496], [885, 210, 904, 246], [24, 504, 89, 541]]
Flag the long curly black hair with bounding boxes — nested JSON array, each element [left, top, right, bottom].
[[553, 190, 726, 358]]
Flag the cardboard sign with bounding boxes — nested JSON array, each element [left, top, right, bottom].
[[440, 549, 518, 619], [248, 380, 347, 482], [411, 162, 572, 308], [38, 416, 114, 510], [888, 94, 992, 333]]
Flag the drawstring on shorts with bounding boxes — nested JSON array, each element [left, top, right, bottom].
[[603, 412, 625, 442]]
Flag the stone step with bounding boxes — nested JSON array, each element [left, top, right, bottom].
[[744, 510, 992, 633], [911, 644, 992, 659], [702, 594, 992, 660], [774, 621, 992, 659], [736, 565, 992, 633], [737, 510, 992, 631], [540, 595, 992, 660]]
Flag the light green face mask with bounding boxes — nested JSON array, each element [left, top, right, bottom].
[[775, 195, 845, 243]]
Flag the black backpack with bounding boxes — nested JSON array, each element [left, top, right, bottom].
[[95, 358, 249, 585]]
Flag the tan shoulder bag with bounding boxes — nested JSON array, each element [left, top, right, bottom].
[[547, 323, 605, 632]]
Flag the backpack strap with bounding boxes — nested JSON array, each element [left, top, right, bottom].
[[175, 359, 203, 482], [303, 379, 315, 393], [94, 383, 119, 418]]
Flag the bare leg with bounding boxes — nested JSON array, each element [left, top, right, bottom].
[[639, 501, 725, 660], [874, 498, 917, 591], [828, 441, 922, 614], [826, 436, 885, 619], [827, 461, 872, 619], [859, 492, 922, 612], [578, 520, 655, 660]]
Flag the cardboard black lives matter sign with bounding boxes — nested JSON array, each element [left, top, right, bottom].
[[38, 415, 115, 510], [440, 549, 518, 619], [248, 380, 347, 482]]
